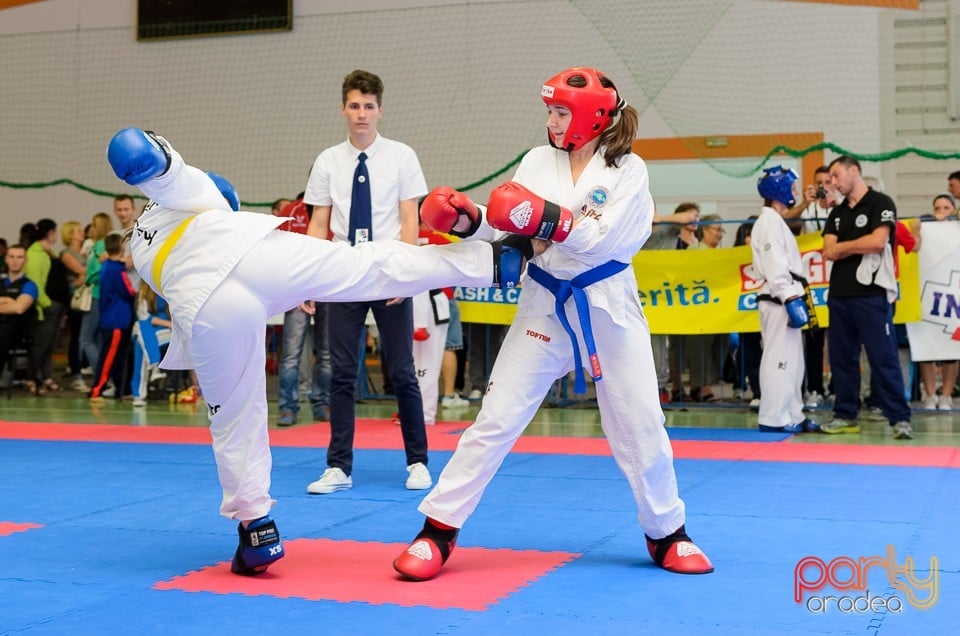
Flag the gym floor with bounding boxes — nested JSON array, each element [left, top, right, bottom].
[[1, 369, 957, 635], [5, 376, 960, 445]]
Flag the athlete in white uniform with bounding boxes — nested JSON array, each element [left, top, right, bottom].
[[106, 128, 532, 576], [412, 288, 450, 425], [752, 167, 819, 434], [392, 68, 714, 581]]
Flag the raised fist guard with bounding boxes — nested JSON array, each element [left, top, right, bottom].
[[420, 186, 481, 238]]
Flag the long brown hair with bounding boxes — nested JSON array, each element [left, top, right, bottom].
[[137, 283, 160, 315], [560, 71, 638, 167], [596, 75, 638, 167]]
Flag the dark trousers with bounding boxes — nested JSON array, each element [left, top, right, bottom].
[[803, 327, 826, 395], [91, 326, 131, 398], [29, 300, 65, 382], [326, 299, 426, 474], [0, 322, 31, 381], [827, 295, 910, 423], [66, 308, 84, 375], [736, 331, 762, 398]]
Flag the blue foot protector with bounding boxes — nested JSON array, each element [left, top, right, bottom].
[[231, 515, 284, 576], [759, 419, 820, 434], [758, 423, 801, 433]]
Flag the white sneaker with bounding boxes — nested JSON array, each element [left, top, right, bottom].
[[467, 389, 483, 400], [892, 421, 914, 440], [922, 395, 938, 410], [804, 391, 823, 410], [80, 366, 93, 377], [71, 378, 90, 392], [405, 462, 432, 490], [938, 395, 953, 411], [101, 385, 116, 398], [441, 394, 470, 409], [748, 398, 761, 411], [132, 397, 147, 407], [306, 467, 352, 494]]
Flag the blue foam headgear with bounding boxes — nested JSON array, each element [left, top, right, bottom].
[[206, 171, 240, 211], [757, 165, 798, 208]]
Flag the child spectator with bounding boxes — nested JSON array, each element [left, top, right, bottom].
[[89, 233, 135, 401], [130, 284, 171, 407]]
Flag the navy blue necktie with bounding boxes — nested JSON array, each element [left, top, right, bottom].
[[348, 151, 371, 245]]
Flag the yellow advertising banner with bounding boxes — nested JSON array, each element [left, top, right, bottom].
[[458, 232, 920, 334]]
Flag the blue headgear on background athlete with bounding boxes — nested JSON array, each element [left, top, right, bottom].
[[757, 165, 798, 208], [206, 171, 240, 211]]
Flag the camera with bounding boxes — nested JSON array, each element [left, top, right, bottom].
[[815, 185, 827, 199]]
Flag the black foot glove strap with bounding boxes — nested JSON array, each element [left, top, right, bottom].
[[646, 524, 691, 566], [416, 522, 460, 564]]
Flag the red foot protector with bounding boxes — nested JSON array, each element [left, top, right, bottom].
[[0, 521, 43, 536], [646, 538, 714, 575], [394, 537, 448, 581], [154, 538, 579, 611]]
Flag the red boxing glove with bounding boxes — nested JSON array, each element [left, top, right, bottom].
[[420, 186, 481, 238], [413, 327, 430, 341], [486, 181, 574, 242]]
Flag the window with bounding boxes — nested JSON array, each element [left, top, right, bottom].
[[137, 0, 292, 41]]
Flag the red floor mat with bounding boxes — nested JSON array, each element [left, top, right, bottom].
[[0, 521, 43, 536], [2, 420, 958, 468], [154, 538, 578, 611]]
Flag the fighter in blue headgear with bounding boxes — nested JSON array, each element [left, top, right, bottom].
[[206, 171, 240, 212], [757, 165, 799, 208]]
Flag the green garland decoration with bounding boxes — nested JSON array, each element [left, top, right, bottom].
[[455, 149, 529, 192], [4, 144, 957, 207], [0, 178, 130, 199], [741, 142, 960, 179]]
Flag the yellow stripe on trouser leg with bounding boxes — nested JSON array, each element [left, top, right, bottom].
[[152, 216, 197, 295]]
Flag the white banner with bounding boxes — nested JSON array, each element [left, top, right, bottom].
[[906, 221, 960, 361]]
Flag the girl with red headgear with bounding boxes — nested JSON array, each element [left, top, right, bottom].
[[395, 67, 714, 580]]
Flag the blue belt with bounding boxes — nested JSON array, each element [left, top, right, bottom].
[[526, 260, 629, 394]]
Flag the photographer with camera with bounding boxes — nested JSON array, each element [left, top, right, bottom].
[[784, 165, 835, 236]]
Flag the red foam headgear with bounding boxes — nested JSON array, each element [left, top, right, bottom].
[[541, 67, 619, 152]]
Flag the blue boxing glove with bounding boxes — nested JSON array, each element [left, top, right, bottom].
[[107, 128, 171, 186], [206, 171, 240, 211], [491, 235, 534, 289], [785, 296, 810, 329]]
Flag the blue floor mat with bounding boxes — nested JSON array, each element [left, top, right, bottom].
[[1, 439, 955, 635], [664, 426, 791, 441]]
